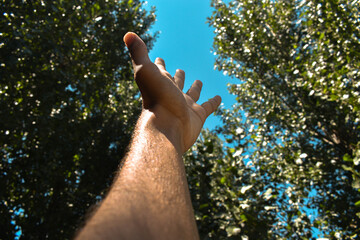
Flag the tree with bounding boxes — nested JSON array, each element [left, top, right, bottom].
[[185, 130, 282, 239], [0, 1, 156, 239], [198, 0, 360, 238]]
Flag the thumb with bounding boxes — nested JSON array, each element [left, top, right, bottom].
[[123, 32, 151, 65]]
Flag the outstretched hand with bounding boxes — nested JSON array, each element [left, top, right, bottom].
[[124, 32, 221, 153]]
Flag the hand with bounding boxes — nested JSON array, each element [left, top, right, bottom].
[[123, 32, 221, 153]]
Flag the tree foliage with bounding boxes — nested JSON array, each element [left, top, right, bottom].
[[0, 1, 156, 239], [186, 130, 281, 239], [187, 0, 360, 239]]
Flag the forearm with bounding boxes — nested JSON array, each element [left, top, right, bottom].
[[76, 110, 199, 240], [77, 31, 221, 239]]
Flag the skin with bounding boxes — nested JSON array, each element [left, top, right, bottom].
[[76, 32, 221, 240]]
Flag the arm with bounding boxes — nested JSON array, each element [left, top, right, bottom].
[[76, 32, 221, 240]]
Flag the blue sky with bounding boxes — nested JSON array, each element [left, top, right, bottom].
[[145, 0, 236, 129], [142, 4, 324, 238]]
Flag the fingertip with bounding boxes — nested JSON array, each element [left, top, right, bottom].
[[175, 69, 185, 79], [174, 69, 185, 90], [194, 80, 203, 88], [212, 95, 222, 110], [123, 32, 150, 65], [155, 57, 165, 66], [209, 95, 222, 110], [215, 95, 222, 105], [123, 32, 137, 48]]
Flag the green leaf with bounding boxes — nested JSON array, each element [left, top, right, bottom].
[[199, 203, 209, 210], [352, 178, 360, 189], [342, 164, 353, 172], [343, 153, 353, 162], [330, 94, 339, 101], [220, 177, 226, 184]]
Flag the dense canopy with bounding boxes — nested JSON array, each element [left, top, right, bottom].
[[185, 0, 360, 239]]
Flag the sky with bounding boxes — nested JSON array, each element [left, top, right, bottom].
[[142, 4, 324, 238], [144, 0, 236, 129]]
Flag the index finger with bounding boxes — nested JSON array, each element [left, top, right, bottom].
[[155, 57, 166, 71]]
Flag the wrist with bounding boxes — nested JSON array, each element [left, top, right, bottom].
[[138, 107, 185, 154]]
